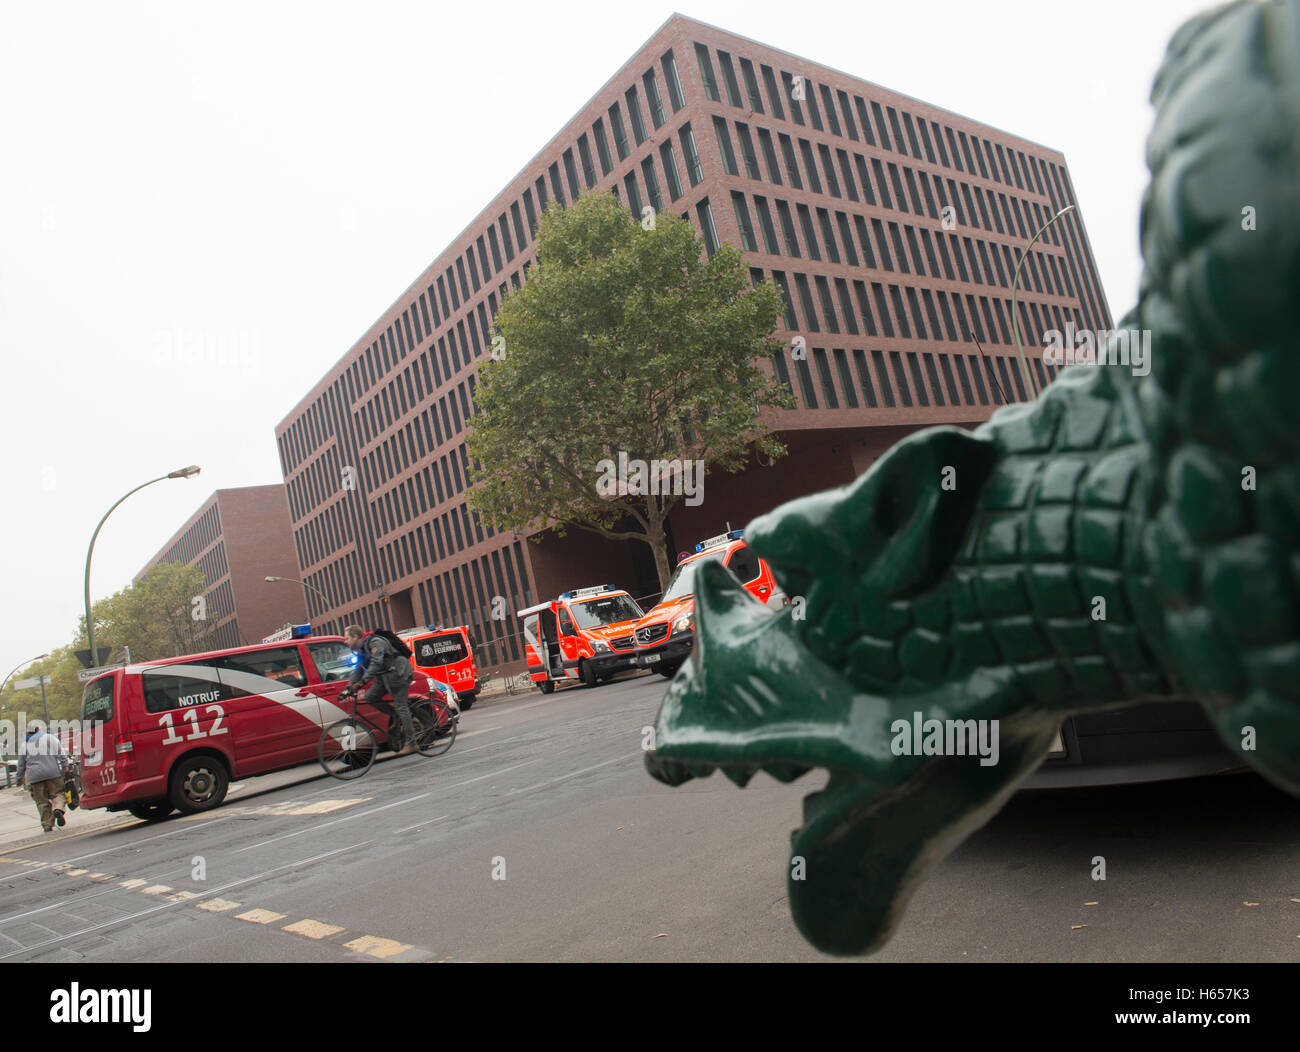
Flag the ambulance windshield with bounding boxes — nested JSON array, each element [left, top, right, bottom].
[[571, 594, 644, 629]]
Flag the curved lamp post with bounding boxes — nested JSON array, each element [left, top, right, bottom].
[[1011, 203, 1075, 400], [0, 652, 52, 755], [0, 652, 51, 699], [84, 466, 201, 667], [265, 576, 343, 638]]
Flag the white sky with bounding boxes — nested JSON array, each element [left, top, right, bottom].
[[0, 0, 1211, 678]]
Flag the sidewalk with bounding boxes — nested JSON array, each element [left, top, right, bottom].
[[0, 763, 332, 855]]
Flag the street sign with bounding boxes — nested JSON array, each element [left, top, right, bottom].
[[14, 676, 52, 690], [77, 666, 120, 683], [74, 648, 112, 669]]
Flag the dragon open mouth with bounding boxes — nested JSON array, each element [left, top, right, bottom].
[[644, 522, 1052, 955]]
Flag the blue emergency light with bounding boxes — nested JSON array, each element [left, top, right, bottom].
[[291, 624, 313, 638]]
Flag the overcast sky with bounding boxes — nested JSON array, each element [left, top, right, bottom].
[[0, 0, 1212, 680]]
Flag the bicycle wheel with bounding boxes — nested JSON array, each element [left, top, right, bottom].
[[417, 701, 457, 757], [319, 718, 378, 779]]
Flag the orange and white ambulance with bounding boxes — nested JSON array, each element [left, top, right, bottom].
[[517, 585, 646, 693], [401, 625, 480, 709], [631, 529, 786, 677]]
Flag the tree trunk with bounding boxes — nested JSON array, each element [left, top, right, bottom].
[[643, 515, 675, 591]]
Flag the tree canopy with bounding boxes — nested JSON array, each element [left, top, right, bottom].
[[467, 191, 792, 587]]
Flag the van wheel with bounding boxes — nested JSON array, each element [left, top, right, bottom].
[[128, 802, 173, 822], [538, 679, 555, 695], [169, 755, 229, 814], [658, 663, 681, 679], [580, 660, 599, 688]]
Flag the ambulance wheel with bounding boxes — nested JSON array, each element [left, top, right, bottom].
[[580, 660, 599, 688], [128, 802, 173, 822], [538, 680, 555, 695], [658, 662, 681, 679], [458, 695, 475, 711], [169, 755, 229, 814]]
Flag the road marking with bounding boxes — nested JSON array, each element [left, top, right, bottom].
[[508, 752, 640, 796], [119, 879, 147, 889], [392, 815, 449, 835], [0, 842, 372, 961], [54, 809, 248, 866], [233, 792, 433, 854], [251, 798, 369, 816], [236, 908, 287, 924], [64, 868, 87, 877], [167, 891, 200, 902], [197, 898, 241, 913], [344, 935, 412, 959], [284, 918, 345, 940], [141, 884, 172, 896]]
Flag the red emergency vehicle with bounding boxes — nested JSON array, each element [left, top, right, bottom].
[[631, 529, 786, 677], [517, 585, 645, 693], [401, 625, 480, 709], [75, 632, 445, 820]]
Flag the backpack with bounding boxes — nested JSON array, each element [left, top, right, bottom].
[[371, 629, 413, 659]]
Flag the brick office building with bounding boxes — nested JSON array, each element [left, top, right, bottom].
[[274, 14, 1110, 672], [137, 485, 308, 648]]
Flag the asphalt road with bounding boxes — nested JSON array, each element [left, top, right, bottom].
[[0, 672, 1295, 962]]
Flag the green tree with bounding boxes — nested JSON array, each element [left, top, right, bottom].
[[1, 565, 217, 742], [467, 191, 792, 588], [80, 561, 213, 663]]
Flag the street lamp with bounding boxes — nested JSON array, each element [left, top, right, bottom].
[[84, 466, 201, 667], [0, 653, 50, 698], [1011, 203, 1075, 400], [265, 576, 342, 638]]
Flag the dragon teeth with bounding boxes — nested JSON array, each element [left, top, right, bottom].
[[722, 765, 759, 787], [763, 764, 810, 783]]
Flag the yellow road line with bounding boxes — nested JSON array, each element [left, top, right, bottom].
[[236, 908, 287, 924], [196, 898, 241, 912], [344, 935, 413, 959], [283, 918, 346, 940]]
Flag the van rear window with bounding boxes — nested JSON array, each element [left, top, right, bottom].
[[81, 678, 114, 726], [413, 634, 468, 667]]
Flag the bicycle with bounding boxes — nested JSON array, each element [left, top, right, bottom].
[[318, 686, 457, 780]]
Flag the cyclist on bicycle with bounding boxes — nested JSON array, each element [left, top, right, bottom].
[[341, 625, 418, 756]]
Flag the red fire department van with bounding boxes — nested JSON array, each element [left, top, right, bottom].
[[75, 633, 445, 820], [401, 625, 480, 709], [517, 585, 646, 693], [632, 529, 786, 677]]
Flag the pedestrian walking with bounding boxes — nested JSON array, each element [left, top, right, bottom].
[[17, 721, 69, 833]]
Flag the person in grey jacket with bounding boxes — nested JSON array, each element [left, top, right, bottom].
[[342, 626, 418, 756], [17, 722, 69, 833]]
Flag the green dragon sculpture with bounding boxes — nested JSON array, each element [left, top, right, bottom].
[[645, 0, 1300, 955]]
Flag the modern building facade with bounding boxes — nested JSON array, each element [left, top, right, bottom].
[[137, 485, 307, 649], [275, 13, 1111, 672]]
